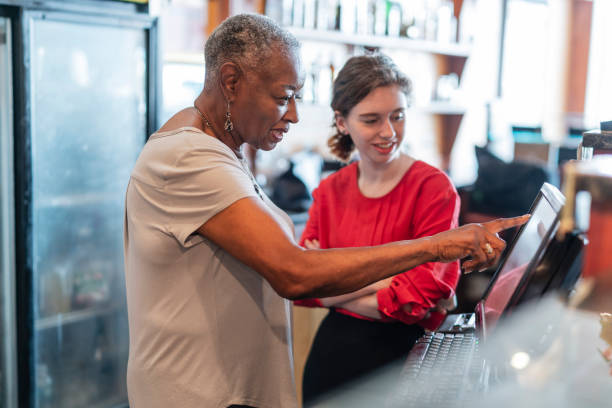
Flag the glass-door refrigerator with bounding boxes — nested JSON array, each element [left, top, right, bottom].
[[8, 4, 157, 407], [1, 13, 17, 408]]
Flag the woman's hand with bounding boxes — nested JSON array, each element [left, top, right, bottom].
[[401, 294, 457, 319], [434, 294, 457, 312], [429, 215, 530, 273], [304, 239, 320, 250]]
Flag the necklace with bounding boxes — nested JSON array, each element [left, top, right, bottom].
[[193, 103, 264, 201], [238, 156, 265, 201], [193, 103, 216, 135]]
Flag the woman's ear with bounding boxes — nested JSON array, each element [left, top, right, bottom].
[[218, 62, 242, 102], [334, 111, 348, 135]]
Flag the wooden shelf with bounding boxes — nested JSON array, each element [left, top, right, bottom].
[[288, 27, 472, 58], [36, 304, 121, 331]]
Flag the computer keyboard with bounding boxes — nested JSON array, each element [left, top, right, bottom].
[[389, 331, 482, 407]]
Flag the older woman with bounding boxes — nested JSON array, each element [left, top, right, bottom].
[[123, 13, 526, 408]]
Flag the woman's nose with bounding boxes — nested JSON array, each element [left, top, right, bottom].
[[284, 97, 299, 124], [379, 118, 396, 139]]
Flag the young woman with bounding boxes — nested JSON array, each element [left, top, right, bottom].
[[296, 54, 462, 404]]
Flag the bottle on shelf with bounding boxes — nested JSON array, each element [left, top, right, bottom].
[[356, 0, 370, 35], [458, 0, 477, 44], [293, 0, 305, 28], [436, 1, 455, 43], [405, 0, 426, 39], [339, 0, 357, 34], [315, 0, 331, 30], [373, 0, 387, 36], [281, 0, 293, 26], [387, 2, 403, 37], [304, 0, 317, 29], [424, 0, 438, 41]]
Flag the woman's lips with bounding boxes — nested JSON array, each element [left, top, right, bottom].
[[270, 129, 286, 142], [373, 141, 395, 155]]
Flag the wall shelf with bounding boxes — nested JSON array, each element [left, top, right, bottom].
[[37, 192, 118, 209], [289, 25, 472, 173], [288, 27, 472, 58]]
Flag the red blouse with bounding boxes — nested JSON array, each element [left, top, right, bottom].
[[295, 160, 461, 330]]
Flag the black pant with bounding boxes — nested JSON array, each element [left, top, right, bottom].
[[302, 309, 423, 406]]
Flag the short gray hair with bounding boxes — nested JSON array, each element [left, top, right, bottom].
[[204, 13, 300, 89]]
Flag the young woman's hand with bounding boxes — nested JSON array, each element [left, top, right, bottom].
[[303, 239, 320, 250]]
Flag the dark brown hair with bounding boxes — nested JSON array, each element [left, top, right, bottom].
[[328, 54, 412, 162]]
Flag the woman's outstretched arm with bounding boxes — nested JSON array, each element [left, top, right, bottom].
[[198, 196, 528, 300]]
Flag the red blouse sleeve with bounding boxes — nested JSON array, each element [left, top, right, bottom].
[[294, 187, 324, 308], [376, 173, 461, 329]]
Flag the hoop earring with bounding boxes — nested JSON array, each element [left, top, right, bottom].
[[224, 100, 234, 133]]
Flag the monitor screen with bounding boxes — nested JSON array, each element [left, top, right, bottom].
[[481, 189, 559, 331]]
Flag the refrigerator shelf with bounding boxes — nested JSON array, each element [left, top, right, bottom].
[[35, 304, 122, 331], [37, 192, 118, 209]]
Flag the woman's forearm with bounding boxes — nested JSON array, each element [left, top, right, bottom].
[[336, 294, 382, 319], [286, 240, 435, 300], [199, 197, 527, 300], [320, 285, 377, 307], [320, 276, 393, 307]]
